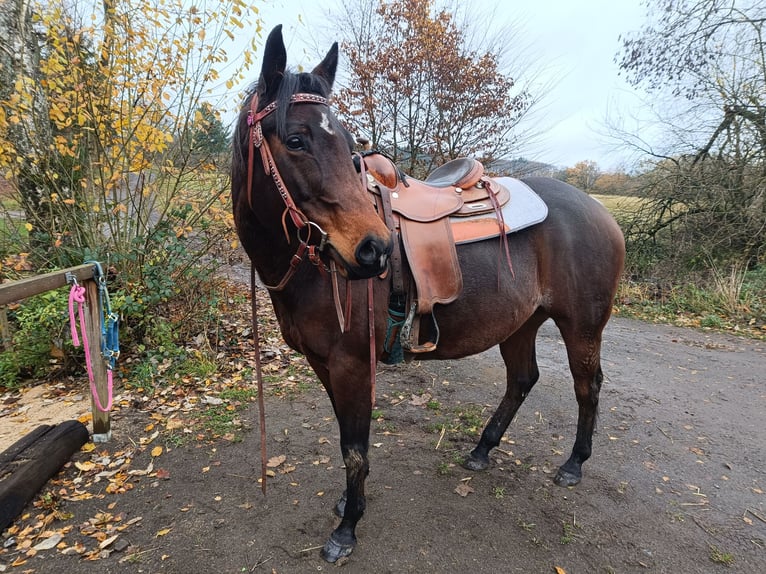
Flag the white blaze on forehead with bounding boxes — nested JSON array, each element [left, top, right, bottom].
[[319, 112, 335, 135]]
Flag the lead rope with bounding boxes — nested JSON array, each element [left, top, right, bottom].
[[251, 264, 269, 495], [68, 278, 114, 412]]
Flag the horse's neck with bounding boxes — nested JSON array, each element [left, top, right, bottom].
[[237, 211, 295, 286]]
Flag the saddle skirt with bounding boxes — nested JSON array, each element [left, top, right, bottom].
[[450, 177, 548, 244]]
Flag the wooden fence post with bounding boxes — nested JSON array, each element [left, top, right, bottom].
[[0, 306, 10, 351], [84, 277, 111, 442], [0, 263, 114, 441]]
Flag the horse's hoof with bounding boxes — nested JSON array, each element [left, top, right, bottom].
[[462, 452, 489, 471], [320, 534, 355, 563], [553, 467, 581, 486]]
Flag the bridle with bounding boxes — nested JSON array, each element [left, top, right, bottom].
[[246, 91, 330, 291], [244, 90, 380, 494]]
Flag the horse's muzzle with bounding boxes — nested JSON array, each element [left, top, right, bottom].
[[353, 234, 392, 278]]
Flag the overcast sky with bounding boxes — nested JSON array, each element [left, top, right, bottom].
[[247, 0, 650, 170]]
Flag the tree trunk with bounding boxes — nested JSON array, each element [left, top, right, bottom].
[[0, 0, 51, 229]]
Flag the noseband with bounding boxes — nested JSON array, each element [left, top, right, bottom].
[[245, 91, 330, 290]]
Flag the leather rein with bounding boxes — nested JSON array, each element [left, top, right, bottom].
[[244, 91, 378, 494]]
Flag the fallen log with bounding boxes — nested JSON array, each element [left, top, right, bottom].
[[0, 420, 89, 532]]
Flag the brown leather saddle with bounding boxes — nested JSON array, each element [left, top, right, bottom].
[[363, 152, 511, 357]]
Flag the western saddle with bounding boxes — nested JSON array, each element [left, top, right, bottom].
[[362, 152, 511, 360]]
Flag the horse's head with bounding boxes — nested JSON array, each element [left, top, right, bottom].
[[232, 25, 392, 281]]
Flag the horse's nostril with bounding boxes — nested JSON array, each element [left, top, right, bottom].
[[356, 236, 389, 268]]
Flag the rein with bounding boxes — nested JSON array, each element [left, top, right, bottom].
[[244, 91, 379, 494]]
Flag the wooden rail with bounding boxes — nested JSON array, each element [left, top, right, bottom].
[[0, 263, 112, 441]]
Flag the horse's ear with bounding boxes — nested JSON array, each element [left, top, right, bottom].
[[311, 42, 338, 90], [258, 25, 287, 96]]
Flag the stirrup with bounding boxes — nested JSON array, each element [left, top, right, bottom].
[[400, 301, 439, 353]]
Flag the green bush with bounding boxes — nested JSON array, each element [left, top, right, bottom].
[[0, 289, 77, 388]]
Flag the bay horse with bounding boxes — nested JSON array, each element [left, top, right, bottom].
[[232, 25, 625, 563]]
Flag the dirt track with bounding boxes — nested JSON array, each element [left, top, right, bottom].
[[1, 316, 764, 573]]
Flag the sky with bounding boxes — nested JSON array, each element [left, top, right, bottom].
[[247, 0, 650, 171]]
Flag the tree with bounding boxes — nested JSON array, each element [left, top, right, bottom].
[[0, 0, 51, 256], [616, 0, 766, 275], [565, 160, 601, 193], [592, 170, 632, 196], [0, 0, 263, 352], [191, 102, 231, 159], [331, 0, 530, 178]]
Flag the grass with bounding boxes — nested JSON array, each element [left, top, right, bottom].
[[591, 194, 647, 216], [709, 545, 735, 566], [199, 404, 245, 441], [197, 386, 259, 441], [560, 519, 579, 544], [517, 519, 535, 531], [617, 277, 765, 340]]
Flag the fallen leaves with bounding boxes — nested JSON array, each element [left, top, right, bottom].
[[266, 454, 286, 468], [454, 478, 474, 497], [0, 284, 315, 567], [32, 533, 63, 551]]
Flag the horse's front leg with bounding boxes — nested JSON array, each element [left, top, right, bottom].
[[313, 356, 372, 563], [321, 432, 369, 562]]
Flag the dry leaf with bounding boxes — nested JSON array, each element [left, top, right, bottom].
[[454, 482, 474, 497], [140, 430, 160, 445], [32, 533, 63, 551], [155, 528, 172, 537], [151, 446, 163, 458], [554, 567, 567, 574], [266, 455, 286, 468], [409, 393, 432, 406], [99, 535, 119, 549]]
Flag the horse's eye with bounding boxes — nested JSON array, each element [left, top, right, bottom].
[[285, 135, 305, 151]]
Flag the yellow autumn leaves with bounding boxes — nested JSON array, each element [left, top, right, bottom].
[[1, 0, 261, 182]]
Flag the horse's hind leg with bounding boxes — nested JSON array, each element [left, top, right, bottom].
[[463, 315, 545, 471], [553, 320, 605, 487]]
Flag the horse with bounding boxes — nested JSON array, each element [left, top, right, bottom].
[[231, 25, 626, 563]]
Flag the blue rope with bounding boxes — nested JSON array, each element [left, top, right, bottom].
[[382, 307, 405, 365], [86, 261, 120, 370]]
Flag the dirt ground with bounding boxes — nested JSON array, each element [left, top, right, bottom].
[[1, 314, 764, 573]]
